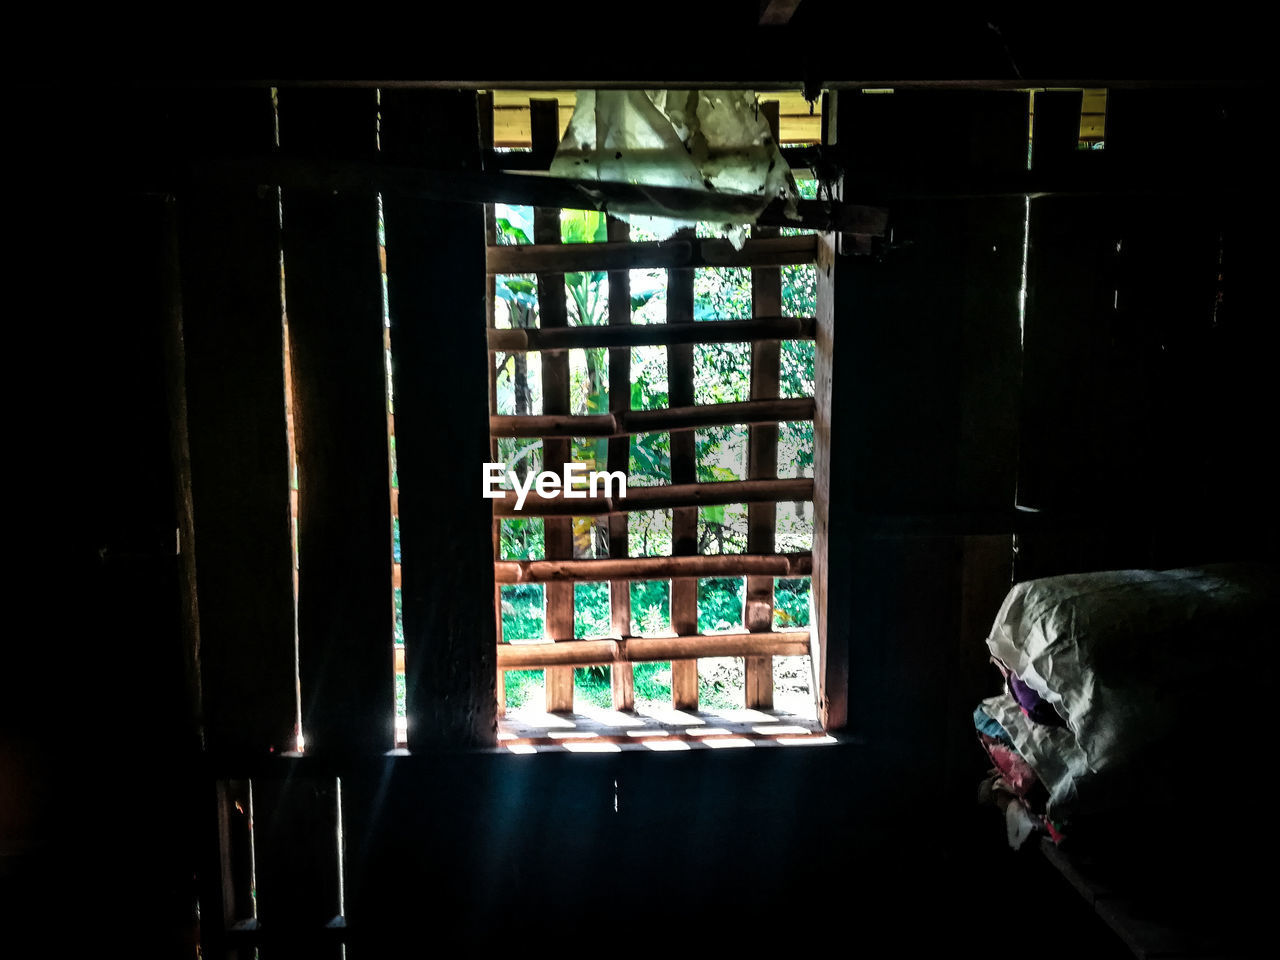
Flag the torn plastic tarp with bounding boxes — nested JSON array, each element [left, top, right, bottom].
[[549, 90, 799, 248]]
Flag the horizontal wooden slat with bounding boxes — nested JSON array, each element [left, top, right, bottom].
[[494, 551, 812, 584], [492, 413, 616, 436], [487, 234, 817, 274], [488, 316, 815, 352], [491, 477, 814, 517], [200, 156, 887, 236], [497, 630, 811, 668], [490, 397, 814, 438]]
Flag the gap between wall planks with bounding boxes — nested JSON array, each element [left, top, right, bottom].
[[380, 89, 497, 748], [280, 88, 394, 758], [745, 100, 783, 709], [531, 99, 576, 713], [667, 228, 700, 709], [607, 215, 635, 709]]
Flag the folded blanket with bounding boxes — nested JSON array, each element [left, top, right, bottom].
[[980, 693, 1087, 821]]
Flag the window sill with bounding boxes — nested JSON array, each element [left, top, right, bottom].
[[496, 703, 832, 753]]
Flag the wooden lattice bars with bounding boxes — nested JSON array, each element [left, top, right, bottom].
[[745, 101, 782, 709], [486, 234, 816, 273], [490, 100, 817, 714], [668, 227, 700, 710], [531, 99, 576, 713], [606, 215, 635, 710]]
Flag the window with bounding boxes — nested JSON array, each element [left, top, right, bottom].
[[481, 93, 832, 748]]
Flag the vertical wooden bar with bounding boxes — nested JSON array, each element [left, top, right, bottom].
[[813, 224, 845, 730], [479, 90, 508, 717], [532, 99, 576, 712], [380, 89, 497, 747], [812, 91, 847, 730], [745, 101, 781, 710], [668, 229, 699, 710], [607, 216, 635, 710], [278, 88, 394, 756], [178, 88, 298, 759]]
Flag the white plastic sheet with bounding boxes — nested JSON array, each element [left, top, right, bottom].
[[550, 90, 799, 247], [985, 563, 1277, 820]]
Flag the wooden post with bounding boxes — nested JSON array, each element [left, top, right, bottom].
[[668, 229, 699, 710], [812, 91, 846, 731], [745, 101, 782, 710], [178, 88, 298, 759], [380, 89, 497, 746], [279, 88, 395, 755], [607, 215, 635, 710], [531, 99, 576, 713], [479, 91, 508, 717], [813, 225, 845, 729]]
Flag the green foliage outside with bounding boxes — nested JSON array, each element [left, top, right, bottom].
[[490, 186, 818, 711]]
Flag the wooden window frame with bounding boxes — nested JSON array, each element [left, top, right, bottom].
[[483, 95, 838, 723]]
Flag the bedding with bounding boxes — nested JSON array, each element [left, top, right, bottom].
[[974, 562, 1277, 844]]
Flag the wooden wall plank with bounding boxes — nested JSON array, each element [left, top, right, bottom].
[[812, 226, 846, 730], [823, 91, 1027, 742], [1017, 91, 1122, 520], [208, 777, 255, 955], [531, 99, 575, 713], [380, 89, 497, 746], [1017, 89, 1250, 577], [606, 215, 635, 710], [252, 775, 342, 957], [668, 230, 699, 710], [745, 101, 782, 710], [178, 88, 298, 758], [278, 88, 395, 756], [1031, 90, 1084, 174]]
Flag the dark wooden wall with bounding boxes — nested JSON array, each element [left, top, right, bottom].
[[4, 80, 1271, 956]]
